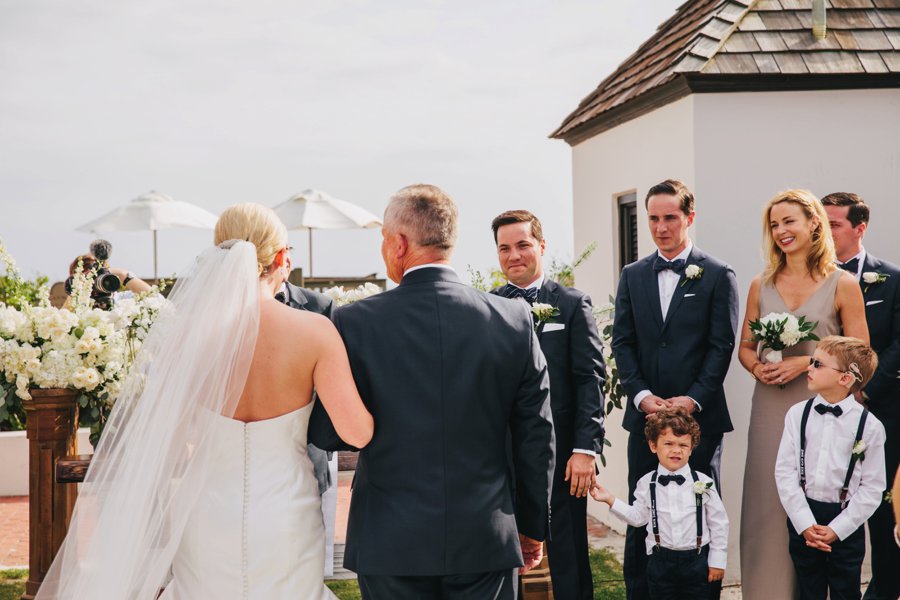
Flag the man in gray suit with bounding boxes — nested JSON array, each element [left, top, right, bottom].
[[310, 184, 555, 600]]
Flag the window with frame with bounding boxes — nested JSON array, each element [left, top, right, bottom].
[[617, 192, 638, 271]]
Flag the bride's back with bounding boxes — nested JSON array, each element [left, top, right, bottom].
[[232, 298, 326, 422]]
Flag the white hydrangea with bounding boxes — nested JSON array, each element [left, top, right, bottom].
[[779, 315, 802, 347]]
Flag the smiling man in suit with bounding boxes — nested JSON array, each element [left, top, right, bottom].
[[612, 180, 738, 600], [491, 210, 606, 600], [822, 192, 900, 600]]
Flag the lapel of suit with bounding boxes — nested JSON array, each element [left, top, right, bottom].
[[660, 247, 705, 334], [640, 255, 665, 330], [536, 279, 560, 340], [861, 253, 881, 300], [286, 284, 310, 311]]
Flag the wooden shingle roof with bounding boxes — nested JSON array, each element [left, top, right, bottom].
[[552, 0, 900, 145]]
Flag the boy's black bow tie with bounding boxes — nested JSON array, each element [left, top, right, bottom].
[[815, 403, 843, 417], [657, 474, 685, 486]]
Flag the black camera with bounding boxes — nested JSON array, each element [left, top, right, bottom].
[[65, 239, 121, 310]]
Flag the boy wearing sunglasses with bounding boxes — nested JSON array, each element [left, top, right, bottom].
[[775, 335, 886, 600]]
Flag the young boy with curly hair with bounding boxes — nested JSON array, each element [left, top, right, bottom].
[[591, 408, 728, 599], [775, 335, 886, 600]]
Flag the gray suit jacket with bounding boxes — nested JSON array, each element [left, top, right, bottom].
[[282, 283, 335, 494], [309, 267, 555, 576]]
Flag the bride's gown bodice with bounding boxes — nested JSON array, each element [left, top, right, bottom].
[[161, 402, 335, 599]]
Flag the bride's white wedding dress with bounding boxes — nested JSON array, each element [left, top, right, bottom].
[[161, 401, 335, 600]]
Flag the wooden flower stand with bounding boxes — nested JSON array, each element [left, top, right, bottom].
[[21, 388, 79, 600], [520, 544, 554, 600]]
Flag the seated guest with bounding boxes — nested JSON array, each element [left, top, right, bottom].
[[775, 336, 886, 600], [591, 408, 727, 599]]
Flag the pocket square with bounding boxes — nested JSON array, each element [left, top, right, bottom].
[[543, 323, 565, 332], [865, 300, 883, 306], [684, 293, 696, 298]]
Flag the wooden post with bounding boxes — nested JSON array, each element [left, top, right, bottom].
[[520, 543, 554, 600], [21, 388, 79, 600]]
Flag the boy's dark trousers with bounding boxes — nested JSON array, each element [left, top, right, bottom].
[[646, 545, 715, 600], [787, 498, 866, 600]]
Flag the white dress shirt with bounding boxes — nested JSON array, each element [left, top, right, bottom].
[[508, 274, 595, 458], [775, 394, 886, 541], [634, 243, 699, 412], [610, 463, 729, 569], [403, 263, 456, 276]]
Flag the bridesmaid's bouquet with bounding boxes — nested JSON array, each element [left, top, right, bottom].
[[749, 312, 819, 363]]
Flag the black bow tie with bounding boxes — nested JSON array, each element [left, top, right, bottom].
[[503, 285, 539, 305], [653, 257, 686, 274], [274, 291, 287, 304], [838, 258, 859, 274], [815, 403, 843, 417], [657, 474, 685, 486]]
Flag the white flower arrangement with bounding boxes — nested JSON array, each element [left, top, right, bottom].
[[749, 312, 819, 364], [322, 282, 382, 306], [861, 272, 889, 293], [0, 248, 166, 442], [693, 481, 712, 496], [680, 265, 703, 287], [852, 440, 866, 461], [531, 303, 560, 329]]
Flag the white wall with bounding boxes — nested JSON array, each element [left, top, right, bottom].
[[0, 429, 93, 496], [570, 87, 900, 583], [570, 95, 696, 530]]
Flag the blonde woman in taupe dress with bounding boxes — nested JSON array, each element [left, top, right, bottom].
[[738, 190, 868, 600]]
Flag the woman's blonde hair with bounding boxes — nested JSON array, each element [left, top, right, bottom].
[[762, 189, 836, 284], [214, 203, 287, 276]]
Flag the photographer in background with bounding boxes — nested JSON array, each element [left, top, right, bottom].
[[64, 240, 150, 310]]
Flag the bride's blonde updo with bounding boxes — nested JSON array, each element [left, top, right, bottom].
[[214, 203, 288, 276]]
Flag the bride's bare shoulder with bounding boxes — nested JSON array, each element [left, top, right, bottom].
[[264, 301, 336, 339]]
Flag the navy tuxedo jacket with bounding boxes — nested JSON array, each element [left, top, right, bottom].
[[308, 267, 555, 576], [861, 253, 900, 422], [492, 280, 605, 470], [283, 282, 334, 318], [612, 247, 739, 435]]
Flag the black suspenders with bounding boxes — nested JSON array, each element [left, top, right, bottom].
[[649, 468, 704, 553], [798, 398, 869, 509]]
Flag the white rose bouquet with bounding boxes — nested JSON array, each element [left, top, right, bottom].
[[0, 246, 166, 443], [321, 282, 382, 306], [748, 312, 819, 364]]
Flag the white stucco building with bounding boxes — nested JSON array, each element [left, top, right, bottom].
[[552, 0, 900, 582]]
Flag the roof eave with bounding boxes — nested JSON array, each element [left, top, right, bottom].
[[552, 71, 900, 147]]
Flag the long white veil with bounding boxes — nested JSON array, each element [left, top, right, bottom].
[[36, 240, 261, 599]]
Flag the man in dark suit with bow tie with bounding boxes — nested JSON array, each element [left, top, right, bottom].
[[823, 192, 900, 600], [612, 180, 738, 600], [310, 185, 555, 600], [491, 210, 605, 600]]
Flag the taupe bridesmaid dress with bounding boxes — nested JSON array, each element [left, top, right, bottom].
[[739, 270, 843, 600]]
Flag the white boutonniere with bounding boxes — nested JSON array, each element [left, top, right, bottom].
[[852, 440, 866, 462], [862, 272, 889, 293], [531, 303, 560, 330], [693, 481, 712, 496], [680, 265, 703, 287]]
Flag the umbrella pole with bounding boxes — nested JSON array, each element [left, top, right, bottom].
[[308, 228, 313, 278], [153, 230, 158, 279]]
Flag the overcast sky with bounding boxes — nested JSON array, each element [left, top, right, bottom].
[[0, 0, 681, 283]]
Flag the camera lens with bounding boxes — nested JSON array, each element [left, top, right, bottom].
[[95, 271, 121, 294]]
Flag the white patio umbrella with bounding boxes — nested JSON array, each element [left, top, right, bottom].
[[76, 190, 218, 278], [272, 189, 382, 276]]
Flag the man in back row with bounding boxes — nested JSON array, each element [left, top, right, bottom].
[[491, 210, 606, 600]]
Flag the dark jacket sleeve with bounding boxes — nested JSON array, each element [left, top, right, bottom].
[[307, 308, 358, 452], [686, 265, 739, 409], [612, 267, 650, 401], [865, 270, 900, 408], [569, 292, 606, 453], [510, 326, 555, 541]]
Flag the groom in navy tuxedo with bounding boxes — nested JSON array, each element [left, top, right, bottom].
[[823, 192, 900, 600], [612, 180, 738, 600], [491, 210, 606, 600]]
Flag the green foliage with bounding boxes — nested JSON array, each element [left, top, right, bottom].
[[593, 296, 625, 466], [547, 241, 598, 287], [0, 382, 26, 431], [466, 265, 507, 292], [0, 569, 26, 600], [327, 579, 362, 599], [590, 547, 626, 599]]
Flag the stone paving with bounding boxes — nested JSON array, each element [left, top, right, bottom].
[[0, 496, 27, 569]]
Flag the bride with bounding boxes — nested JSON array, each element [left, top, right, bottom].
[[36, 203, 374, 599]]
